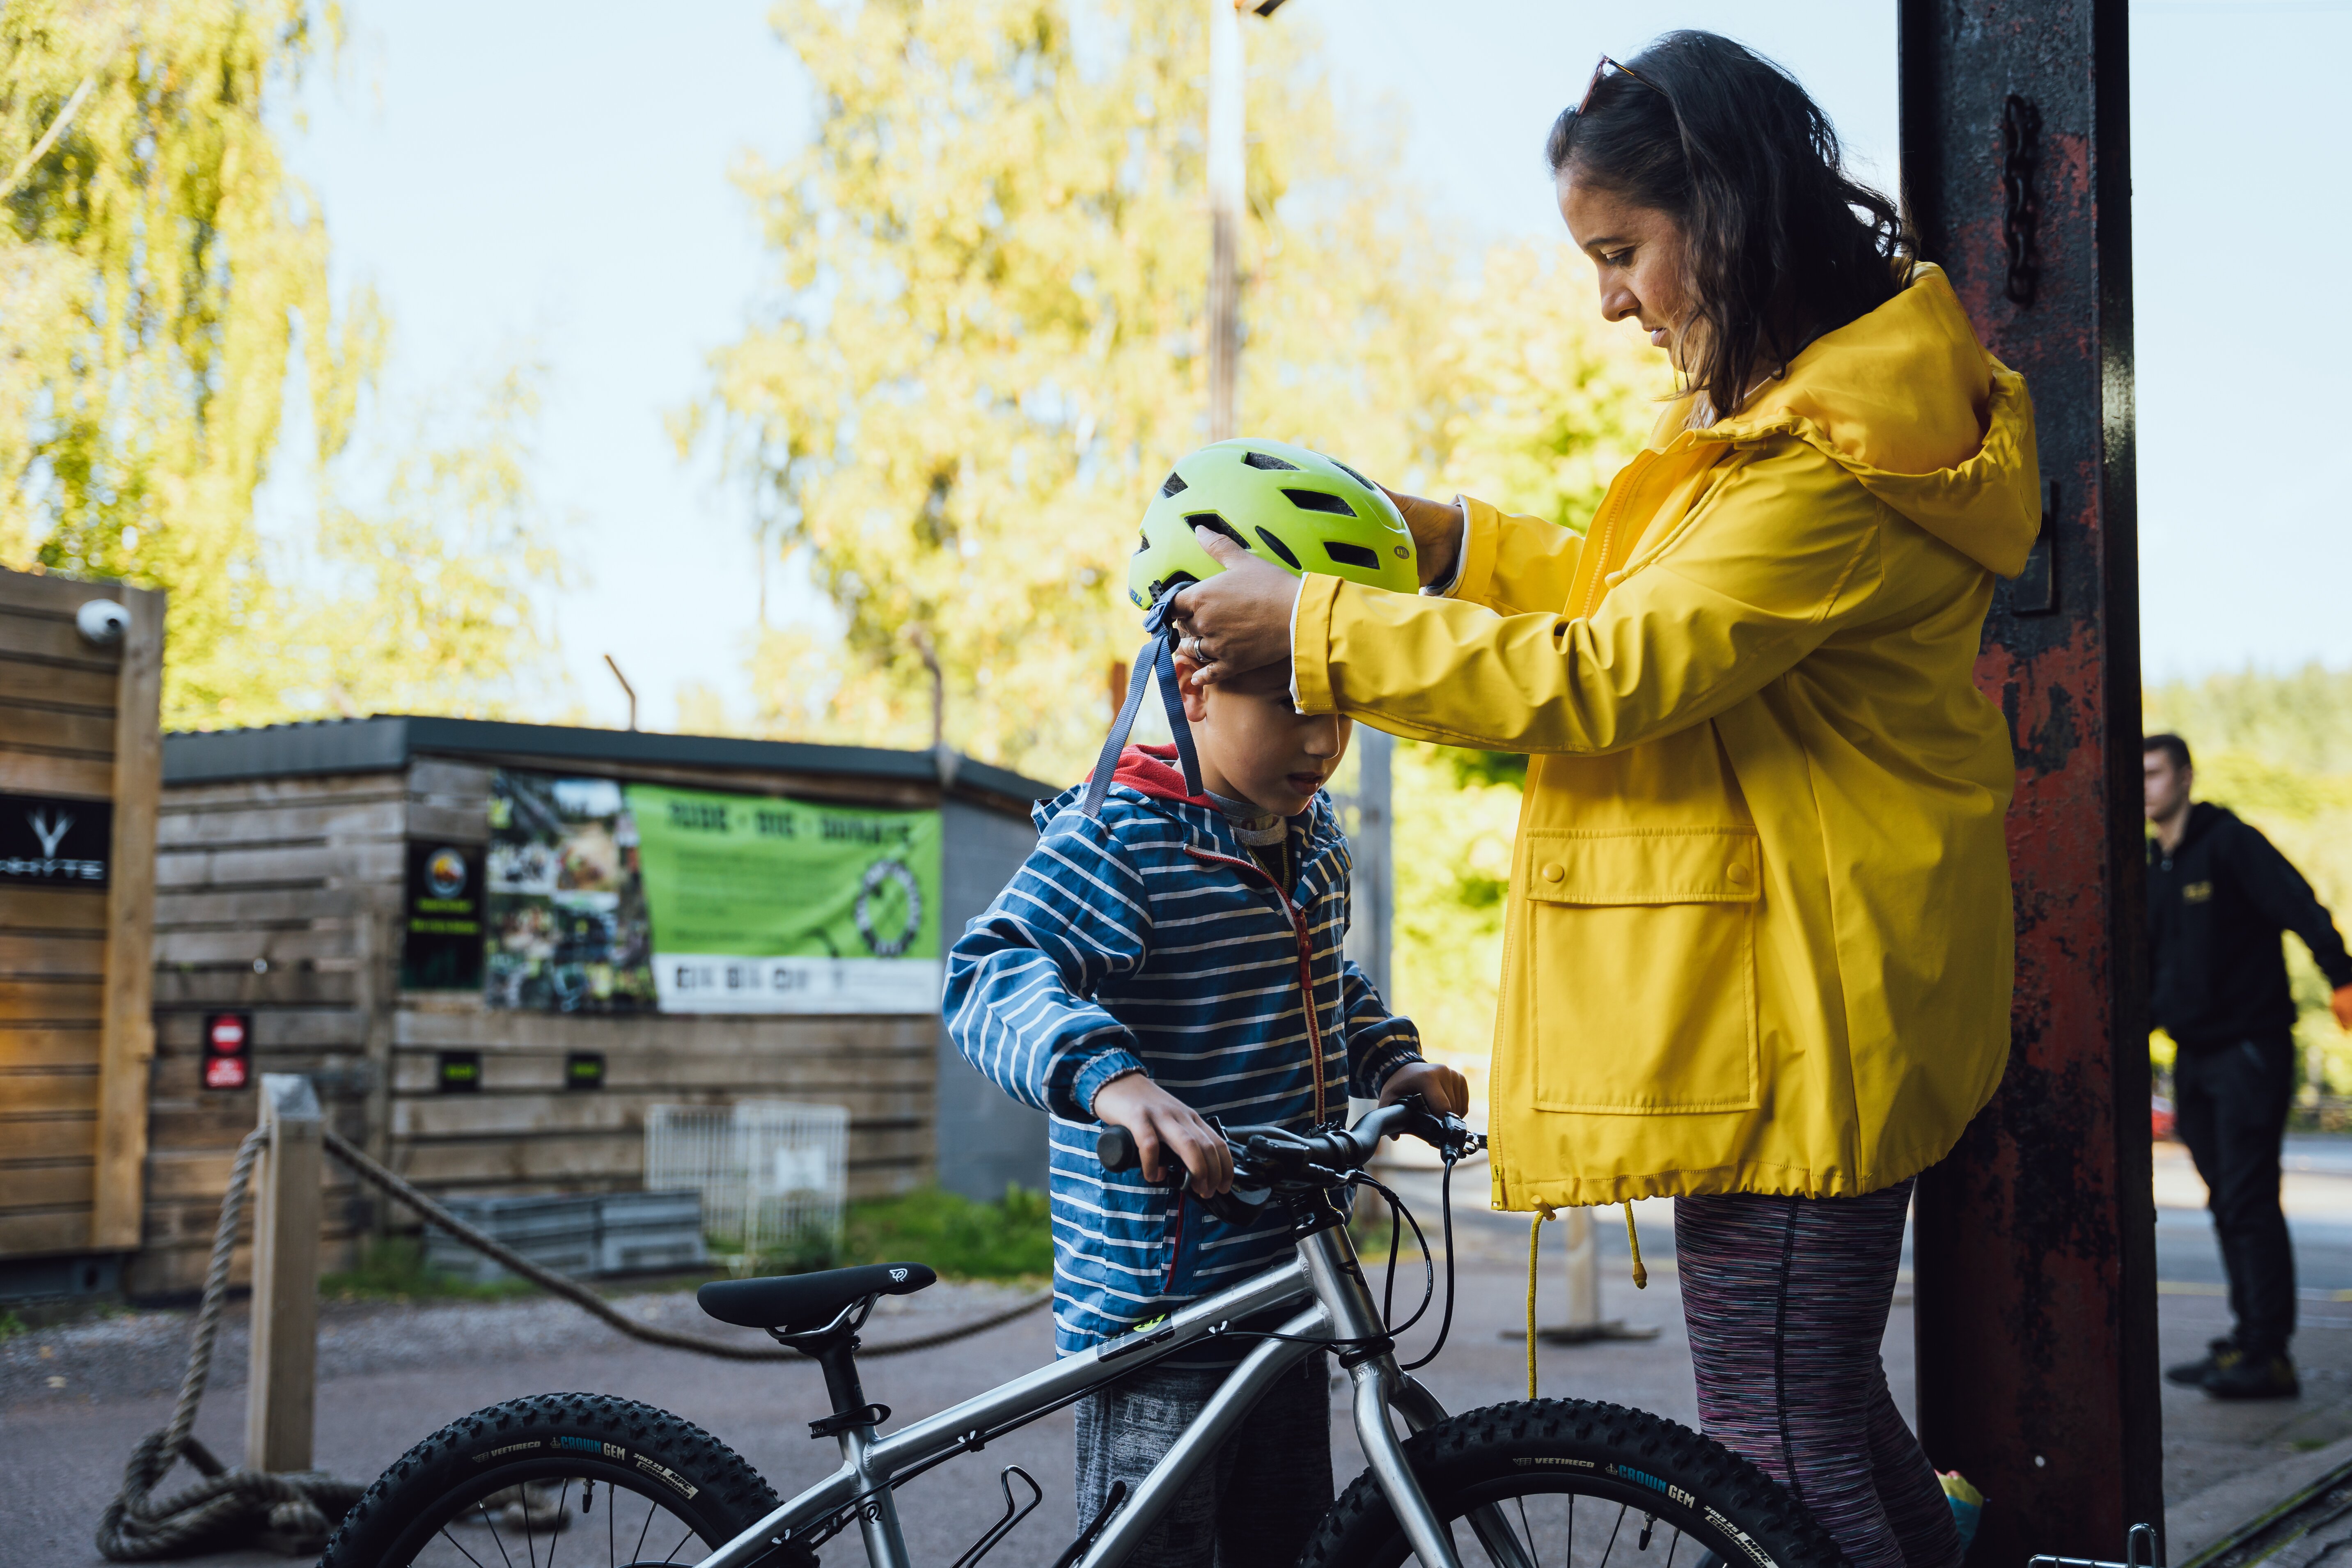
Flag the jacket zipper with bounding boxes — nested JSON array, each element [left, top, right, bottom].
[[1184, 845, 1330, 1124]]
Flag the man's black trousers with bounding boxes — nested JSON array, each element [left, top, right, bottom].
[[2175, 1035, 2298, 1355]]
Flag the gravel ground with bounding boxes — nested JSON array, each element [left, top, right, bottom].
[[0, 1277, 1047, 1410], [9, 1173, 2352, 1568]]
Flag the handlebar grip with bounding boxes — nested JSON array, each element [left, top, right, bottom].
[[1097, 1126, 1140, 1173]]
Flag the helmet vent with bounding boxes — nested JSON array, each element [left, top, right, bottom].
[[1253, 527, 1303, 570], [1283, 488, 1357, 518], [1242, 451, 1300, 471], [1325, 456, 1377, 491], [1323, 541, 1381, 571], [1160, 470, 1189, 497], [1184, 512, 1249, 550]]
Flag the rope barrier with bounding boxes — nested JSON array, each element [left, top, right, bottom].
[[319, 1128, 1053, 1362], [94, 1123, 1055, 1560], [96, 1129, 363, 1561]]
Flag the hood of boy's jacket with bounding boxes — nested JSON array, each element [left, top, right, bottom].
[[1693, 261, 2041, 578], [1110, 743, 1211, 805]]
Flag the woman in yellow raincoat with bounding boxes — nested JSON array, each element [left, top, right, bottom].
[[1171, 32, 2035, 1568]]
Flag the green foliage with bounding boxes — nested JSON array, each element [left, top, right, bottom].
[[3, 3, 565, 729], [2146, 665, 2352, 1094], [0, 1309, 27, 1340], [2148, 664, 2352, 778], [319, 1235, 536, 1303], [1, 0, 384, 722], [839, 1185, 1053, 1281], [697, 0, 1662, 779], [1390, 740, 1523, 1101]]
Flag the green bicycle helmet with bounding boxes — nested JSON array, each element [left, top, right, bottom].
[[1126, 438, 1418, 609]]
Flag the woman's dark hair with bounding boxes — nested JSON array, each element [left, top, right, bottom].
[[1545, 32, 1913, 420]]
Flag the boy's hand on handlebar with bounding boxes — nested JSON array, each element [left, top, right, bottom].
[[1092, 1071, 1236, 1197], [1378, 1061, 1470, 1118]]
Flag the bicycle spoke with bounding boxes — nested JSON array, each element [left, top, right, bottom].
[[548, 1478, 569, 1568], [1598, 1503, 1628, 1568], [1568, 1492, 1576, 1568], [1510, 1494, 1538, 1568], [664, 1520, 695, 1563], [481, 1501, 518, 1568], [1665, 1527, 1683, 1568], [439, 1525, 494, 1568], [607, 1477, 617, 1568], [633, 1494, 658, 1565]]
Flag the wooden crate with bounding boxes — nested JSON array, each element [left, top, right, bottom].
[[0, 566, 162, 1269]]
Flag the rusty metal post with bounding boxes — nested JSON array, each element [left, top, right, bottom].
[[1900, 2, 2160, 1561]]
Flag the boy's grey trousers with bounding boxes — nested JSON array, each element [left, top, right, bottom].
[[1073, 1355, 1333, 1568]]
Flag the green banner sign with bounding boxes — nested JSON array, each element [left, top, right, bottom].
[[626, 783, 943, 1014]]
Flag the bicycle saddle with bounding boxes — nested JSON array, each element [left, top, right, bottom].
[[697, 1262, 937, 1334]]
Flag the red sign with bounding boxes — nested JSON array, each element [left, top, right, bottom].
[[201, 1009, 252, 1093]]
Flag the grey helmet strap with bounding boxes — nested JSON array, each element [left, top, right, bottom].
[[1076, 590, 1204, 821]]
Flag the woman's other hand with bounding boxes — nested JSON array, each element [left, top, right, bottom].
[[1165, 528, 1300, 683], [1380, 486, 1464, 589], [1091, 1069, 1236, 1196], [1378, 1059, 1471, 1117]]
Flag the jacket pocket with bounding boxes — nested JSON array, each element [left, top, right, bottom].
[[1521, 828, 1761, 1114]]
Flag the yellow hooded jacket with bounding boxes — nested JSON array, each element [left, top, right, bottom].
[[1292, 264, 2038, 1209]]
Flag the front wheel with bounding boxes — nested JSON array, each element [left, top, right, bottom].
[[1302, 1399, 1839, 1568], [321, 1393, 780, 1568]]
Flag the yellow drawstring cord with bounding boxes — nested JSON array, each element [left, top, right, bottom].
[[1526, 1201, 1651, 1399], [1526, 1203, 1557, 1398]]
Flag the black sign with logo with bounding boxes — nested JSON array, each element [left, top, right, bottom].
[[566, 1052, 605, 1091], [401, 842, 486, 990], [0, 793, 112, 889], [438, 1050, 482, 1092]]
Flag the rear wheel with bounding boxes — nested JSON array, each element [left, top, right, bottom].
[[321, 1393, 779, 1568], [1302, 1399, 1839, 1568]]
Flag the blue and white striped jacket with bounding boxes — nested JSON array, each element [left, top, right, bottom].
[[945, 744, 1422, 1358]]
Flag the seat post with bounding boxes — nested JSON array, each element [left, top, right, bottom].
[[810, 1328, 866, 1417]]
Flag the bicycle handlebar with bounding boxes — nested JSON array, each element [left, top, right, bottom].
[[1094, 1096, 1479, 1181]]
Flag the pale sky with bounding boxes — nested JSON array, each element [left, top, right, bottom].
[[259, 0, 2352, 735]]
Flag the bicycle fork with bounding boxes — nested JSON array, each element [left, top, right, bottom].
[[1296, 1227, 1469, 1568]]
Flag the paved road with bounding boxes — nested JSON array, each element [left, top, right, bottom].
[[9, 1137, 2352, 1568]]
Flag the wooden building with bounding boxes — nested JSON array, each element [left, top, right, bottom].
[[127, 716, 1052, 1297], [0, 566, 163, 1300]]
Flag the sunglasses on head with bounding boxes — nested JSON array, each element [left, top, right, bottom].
[[1575, 53, 1671, 117]]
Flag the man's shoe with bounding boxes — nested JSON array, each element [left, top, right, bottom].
[[2204, 1350, 2299, 1400], [2166, 1337, 2235, 1387]]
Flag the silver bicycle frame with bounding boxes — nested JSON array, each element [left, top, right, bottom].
[[695, 1222, 1480, 1568]]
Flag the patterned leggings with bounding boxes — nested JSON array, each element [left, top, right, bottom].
[[1676, 1179, 1962, 1568]]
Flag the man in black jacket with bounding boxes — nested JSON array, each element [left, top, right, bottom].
[[2147, 733, 2352, 1400]]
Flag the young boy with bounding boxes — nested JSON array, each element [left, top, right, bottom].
[[945, 649, 1466, 1568]]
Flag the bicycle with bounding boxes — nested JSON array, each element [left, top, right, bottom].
[[321, 1097, 1837, 1568]]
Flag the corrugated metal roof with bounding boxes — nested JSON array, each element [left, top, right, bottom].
[[161, 715, 1058, 809]]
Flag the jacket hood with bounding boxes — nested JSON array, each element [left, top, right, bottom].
[[1691, 263, 2042, 578], [1031, 745, 1216, 832], [1110, 743, 1214, 805]]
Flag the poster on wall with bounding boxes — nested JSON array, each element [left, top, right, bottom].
[[484, 773, 658, 1013], [483, 770, 944, 1016], [400, 841, 486, 990], [629, 783, 943, 1015]]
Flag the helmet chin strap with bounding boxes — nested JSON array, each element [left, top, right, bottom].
[[1076, 589, 1206, 821]]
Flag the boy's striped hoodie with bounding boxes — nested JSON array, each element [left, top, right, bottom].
[[944, 743, 1424, 1359]]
